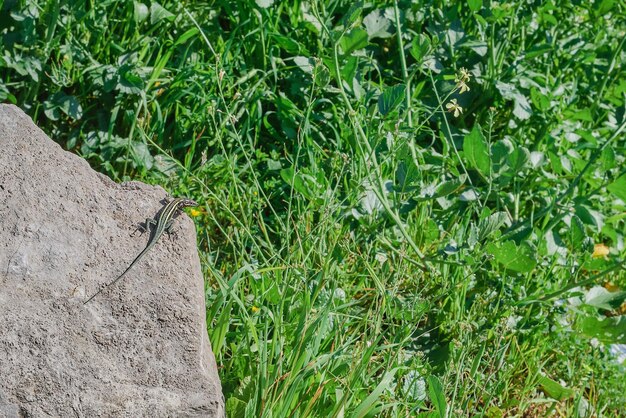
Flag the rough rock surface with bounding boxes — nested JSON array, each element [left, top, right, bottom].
[[0, 104, 224, 417]]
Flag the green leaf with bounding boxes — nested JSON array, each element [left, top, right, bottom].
[[505, 146, 530, 175], [340, 55, 358, 84], [583, 286, 626, 311], [363, 9, 393, 39], [436, 175, 466, 197], [491, 139, 513, 174], [293, 56, 315, 74], [427, 375, 447, 418], [416, 413, 439, 418], [594, 0, 615, 16], [468, 0, 482, 12], [3, 53, 42, 82], [396, 158, 419, 189], [133, 1, 149, 23], [485, 240, 536, 273], [485, 406, 504, 418], [575, 205, 604, 233], [378, 84, 405, 116], [118, 69, 144, 94], [313, 63, 330, 88], [174, 28, 199, 46], [273, 34, 301, 54], [417, 175, 467, 201], [461, 40, 488, 56], [150, 2, 175, 24], [43, 92, 83, 121], [568, 215, 586, 248], [267, 159, 282, 170], [225, 396, 247, 418], [59, 95, 82, 120], [495, 81, 532, 120], [255, 0, 274, 8], [567, 108, 593, 122], [280, 167, 327, 204], [544, 229, 567, 258], [607, 173, 626, 203], [463, 124, 491, 178], [131, 140, 153, 169], [43, 100, 61, 121], [537, 375, 575, 401], [600, 146, 616, 171], [478, 212, 508, 241], [530, 88, 550, 111], [281, 167, 304, 196], [339, 28, 369, 55], [410, 34, 431, 62], [576, 315, 626, 344], [341, 2, 363, 27], [524, 43, 553, 59], [423, 219, 440, 242], [353, 368, 399, 418]]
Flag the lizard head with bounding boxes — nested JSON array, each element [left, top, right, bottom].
[[177, 198, 198, 208]]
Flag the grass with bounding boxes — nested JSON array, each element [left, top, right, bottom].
[[2, 0, 626, 416]]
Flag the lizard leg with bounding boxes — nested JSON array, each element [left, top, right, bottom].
[[131, 218, 157, 236], [164, 218, 180, 240]]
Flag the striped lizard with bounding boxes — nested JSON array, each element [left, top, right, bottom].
[[84, 197, 198, 304]]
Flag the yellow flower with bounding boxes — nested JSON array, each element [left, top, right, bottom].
[[446, 99, 463, 117], [251, 305, 260, 313], [592, 243, 609, 258], [189, 207, 203, 217]]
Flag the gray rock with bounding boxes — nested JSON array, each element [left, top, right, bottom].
[[0, 104, 224, 417]]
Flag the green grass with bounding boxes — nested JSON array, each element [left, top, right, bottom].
[[2, 1, 626, 416]]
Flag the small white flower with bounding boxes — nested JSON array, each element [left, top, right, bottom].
[[459, 67, 471, 81], [455, 68, 471, 93], [375, 252, 388, 265], [446, 98, 463, 117]]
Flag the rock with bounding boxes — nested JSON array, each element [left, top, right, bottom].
[[0, 104, 224, 417]]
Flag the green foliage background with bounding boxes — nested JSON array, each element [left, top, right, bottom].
[[2, 0, 626, 416]]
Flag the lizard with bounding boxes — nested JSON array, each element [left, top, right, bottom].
[[84, 197, 198, 304]]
